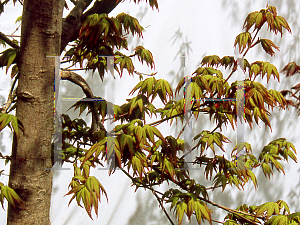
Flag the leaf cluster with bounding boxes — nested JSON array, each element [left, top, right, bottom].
[[66, 12, 155, 80], [1, 4, 299, 225]]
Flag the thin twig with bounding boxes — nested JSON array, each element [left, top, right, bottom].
[[152, 167, 261, 225], [199, 197, 260, 225], [176, 113, 193, 139], [0, 74, 19, 113], [61, 62, 76, 70], [6, 35, 20, 38], [62, 68, 86, 71], [148, 112, 184, 126], [210, 218, 224, 224], [179, 123, 220, 159], [133, 70, 157, 77], [179, 144, 198, 160], [120, 168, 176, 225], [242, 28, 261, 58], [153, 190, 175, 225], [61, 59, 73, 64], [10, 24, 21, 36], [224, 65, 237, 84]]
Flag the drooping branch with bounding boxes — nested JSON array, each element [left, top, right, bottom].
[[152, 166, 261, 225], [120, 167, 176, 225], [61, 70, 105, 137], [0, 31, 20, 49]]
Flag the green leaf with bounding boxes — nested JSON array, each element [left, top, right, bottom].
[[273, 16, 292, 37], [260, 39, 280, 57], [254, 202, 280, 219], [265, 215, 288, 225], [115, 52, 135, 76], [143, 124, 154, 143], [234, 32, 252, 54], [0, 48, 18, 74], [261, 162, 273, 178], [117, 12, 145, 37], [134, 126, 146, 145], [276, 200, 290, 214], [10, 64, 18, 79], [201, 55, 220, 67], [0, 185, 23, 209], [219, 56, 235, 69], [82, 138, 106, 164], [153, 79, 173, 103], [134, 45, 155, 69], [15, 15, 22, 24], [224, 220, 238, 225], [164, 157, 175, 179], [243, 10, 266, 32], [0, 113, 24, 141], [176, 201, 187, 225]]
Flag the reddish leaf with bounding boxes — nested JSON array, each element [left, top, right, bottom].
[[281, 62, 300, 77]]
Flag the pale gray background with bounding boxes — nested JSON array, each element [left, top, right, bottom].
[[0, 0, 299, 224]]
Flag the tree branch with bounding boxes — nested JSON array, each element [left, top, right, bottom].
[[84, 0, 121, 17], [120, 167, 176, 225], [60, 0, 120, 54], [152, 166, 260, 225], [61, 0, 92, 53], [0, 74, 19, 114], [152, 190, 175, 225], [200, 197, 260, 225], [176, 113, 192, 139], [147, 112, 184, 126], [179, 123, 221, 160], [0, 31, 20, 49], [70, 0, 79, 5], [61, 70, 105, 138]]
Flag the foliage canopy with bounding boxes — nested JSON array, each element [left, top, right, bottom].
[[0, 1, 300, 224]]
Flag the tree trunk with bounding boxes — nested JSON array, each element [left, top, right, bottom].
[[7, 1, 64, 224]]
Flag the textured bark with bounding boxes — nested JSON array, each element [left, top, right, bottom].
[[6, 0, 121, 224], [7, 0, 64, 224]]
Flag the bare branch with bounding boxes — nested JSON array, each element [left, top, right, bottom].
[[0, 31, 20, 49], [0, 74, 19, 114], [61, 70, 105, 138], [0, 88, 17, 114], [61, 0, 93, 53], [84, 0, 121, 17], [152, 166, 261, 225], [120, 167, 176, 225], [70, 0, 79, 5]]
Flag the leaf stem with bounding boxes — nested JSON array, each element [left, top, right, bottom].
[[148, 112, 184, 126], [176, 113, 193, 139], [153, 167, 261, 225], [179, 123, 220, 160], [120, 167, 175, 225]]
